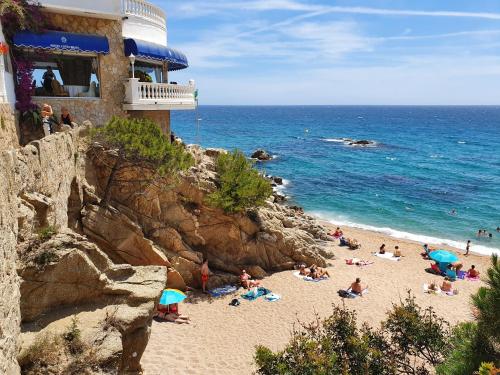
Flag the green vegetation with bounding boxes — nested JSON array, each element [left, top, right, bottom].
[[255, 293, 449, 375], [20, 317, 103, 375], [256, 256, 500, 375], [37, 225, 57, 241], [91, 116, 194, 205], [207, 150, 272, 213], [437, 254, 500, 375]]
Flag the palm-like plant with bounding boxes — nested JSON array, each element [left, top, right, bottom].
[[471, 254, 500, 359]]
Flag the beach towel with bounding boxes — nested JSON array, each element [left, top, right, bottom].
[[466, 275, 480, 281], [265, 293, 281, 302], [338, 288, 368, 298], [373, 252, 400, 261], [209, 285, 238, 297], [292, 271, 305, 279], [241, 287, 271, 301], [304, 275, 329, 282]]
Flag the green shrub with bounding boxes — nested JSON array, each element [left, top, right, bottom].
[[255, 293, 450, 375], [438, 255, 500, 374], [207, 150, 272, 213], [91, 116, 194, 204], [37, 225, 57, 241]]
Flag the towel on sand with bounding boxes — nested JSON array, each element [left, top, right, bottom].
[[265, 293, 281, 302], [209, 285, 238, 297], [373, 252, 400, 261], [338, 288, 368, 298], [241, 287, 271, 301]]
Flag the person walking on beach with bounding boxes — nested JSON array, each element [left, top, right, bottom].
[[465, 240, 471, 256], [200, 258, 210, 294]]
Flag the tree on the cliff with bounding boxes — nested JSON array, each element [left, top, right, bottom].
[[255, 293, 450, 375], [207, 150, 272, 213], [437, 254, 500, 375], [91, 117, 194, 206]]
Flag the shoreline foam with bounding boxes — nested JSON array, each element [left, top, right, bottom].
[[311, 211, 499, 256]]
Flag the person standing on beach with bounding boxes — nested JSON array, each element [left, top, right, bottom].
[[200, 258, 210, 294], [465, 240, 471, 256]]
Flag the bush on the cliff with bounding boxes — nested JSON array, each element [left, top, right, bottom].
[[437, 255, 500, 375], [208, 150, 272, 213], [255, 293, 449, 375], [91, 116, 194, 205]]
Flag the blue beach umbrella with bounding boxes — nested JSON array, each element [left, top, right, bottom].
[[429, 250, 459, 264], [159, 289, 186, 305]]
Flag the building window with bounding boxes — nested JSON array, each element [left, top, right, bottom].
[[132, 60, 165, 83], [28, 53, 100, 98]]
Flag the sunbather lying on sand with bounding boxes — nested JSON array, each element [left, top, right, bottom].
[[310, 265, 330, 279], [299, 264, 329, 278], [157, 303, 190, 324], [240, 270, 260, 289]]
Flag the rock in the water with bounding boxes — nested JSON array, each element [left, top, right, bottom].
[[272, 176, 283, 185], [349, 139, 373, 146], [251, 149, 272, 161]]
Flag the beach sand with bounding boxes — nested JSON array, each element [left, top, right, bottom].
[[141, 224, 491, 375]]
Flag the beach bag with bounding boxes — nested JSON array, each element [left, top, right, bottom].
[[338, 290, 353, 298]]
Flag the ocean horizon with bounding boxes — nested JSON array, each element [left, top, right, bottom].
[[172, 105, 500, 256]]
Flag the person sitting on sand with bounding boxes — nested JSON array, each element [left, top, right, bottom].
[[379, 244, 386, 254], [240, 270, 260, 289], [310, 264, 330, 279], [468, 265, 480, 278], [349, 278, 368, 296], [428, 281, 439, 292], [441, 278, 452, 292], [394, 245, 402, 257], [331, 227, 343, 239]]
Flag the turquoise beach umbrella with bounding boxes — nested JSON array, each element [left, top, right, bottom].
[[429, 250, 459, 264], [159, 289, 186, 305]]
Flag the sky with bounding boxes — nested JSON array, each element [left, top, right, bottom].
[[151, 0, 500, 105]]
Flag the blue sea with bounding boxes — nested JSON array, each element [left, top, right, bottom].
[[172, 106, 500, 255]]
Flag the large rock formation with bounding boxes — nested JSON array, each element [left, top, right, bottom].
[[0, 127, 168, 374], [1, 123, 333, 374], [88, 144, 333, 287], [17, 230, 166, 373]]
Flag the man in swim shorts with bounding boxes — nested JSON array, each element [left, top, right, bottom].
[[200, 258, 210, 293]]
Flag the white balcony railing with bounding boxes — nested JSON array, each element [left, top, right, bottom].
[[122, 0, 166, 29], [124, 78, 196, 110]]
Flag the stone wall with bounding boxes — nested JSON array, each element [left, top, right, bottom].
[[129, 109, 171, 135], [0, 149, 21, 375], [0, 104, 19, 152], [32, 13, 129, 126]]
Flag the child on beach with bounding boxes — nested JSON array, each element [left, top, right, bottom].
[[394, 245, 402, 257], [465, 240, 471, 256], [200, 258, 210, 294]]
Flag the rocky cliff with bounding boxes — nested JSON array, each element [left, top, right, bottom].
[[0, 124, 332, 374]]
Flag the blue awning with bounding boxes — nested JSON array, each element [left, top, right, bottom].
[[124, 38, 188, 71], [13, 30, 109, 54]]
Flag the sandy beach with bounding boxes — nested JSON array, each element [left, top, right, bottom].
[[142, 224, 491, 375]]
